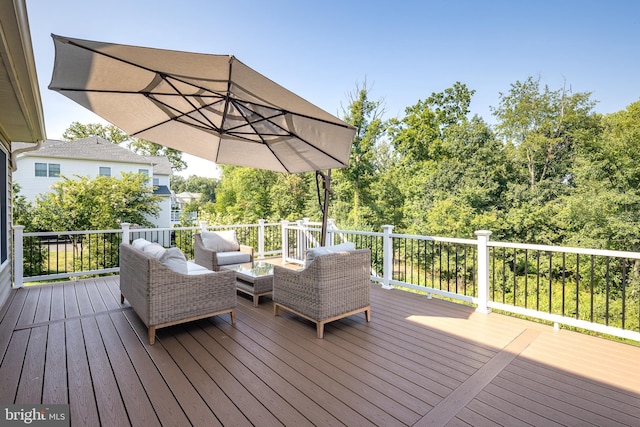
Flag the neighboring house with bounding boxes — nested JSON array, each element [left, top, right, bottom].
[[12, 137, 174, 228], [0, 0, 47, 307], [172, 191, 201, 225]]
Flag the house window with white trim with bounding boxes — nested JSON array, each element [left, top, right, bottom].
[[35, 162, 47, 176], [35, 162, 60, 177], [99, 166, 111, 177], [48, 163, 60, 177]]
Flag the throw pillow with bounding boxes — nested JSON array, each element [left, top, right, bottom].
[[159, 247, 188, 274], [131, 238, 152, 250], [142, 243, 166, 259], [201, 230, 240, 252]]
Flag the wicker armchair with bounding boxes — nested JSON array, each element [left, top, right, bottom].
[[119, 243, 237, 345], [273, 248, 371, 338], [194, 233, 254, 271]]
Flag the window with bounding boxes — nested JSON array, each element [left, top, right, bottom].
[[1, 148, 7, 263], [153, 178, 159, 186], [48, 163, 60, 177], [35, 162, 47, 177], [138, 169, 149, 177], [35, 163, 60, 177], [99, 166, 111, 177]]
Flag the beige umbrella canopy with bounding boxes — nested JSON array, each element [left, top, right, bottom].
[[49, 34, 356, 244]]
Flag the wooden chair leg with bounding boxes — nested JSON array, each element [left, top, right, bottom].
[[230, 309, 236, 325], [365, 309, 371, 322], [148, 327, 156, 345], [317, 322, 324, 339], [120, 293, 125, 304]]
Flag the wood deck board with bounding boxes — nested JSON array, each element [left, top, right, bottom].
[[230, 303, 409, 426], [42, 321, 67, 404], [0, 277, 639, 427], [186, 322, 312, 427], [15, 325, 47, 404], [236, 300, 420, 425]]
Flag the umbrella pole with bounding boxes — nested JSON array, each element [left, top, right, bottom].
[[317, 170, 331, 246]]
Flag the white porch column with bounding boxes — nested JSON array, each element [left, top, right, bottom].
[[257, 219, 265, 259], [121, 222, 130, 244], [13, 225, 24, 288], [281, 220, 289, 264], [382, 225, 394, 289], [475, 230, 492, 314]]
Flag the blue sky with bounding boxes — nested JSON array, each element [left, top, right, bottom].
[[26, 0, 640, 177]]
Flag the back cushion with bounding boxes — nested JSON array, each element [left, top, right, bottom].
[[201, 230, 240, 252], [131, 238, 152, 250], [159, 247, 188, 274], [142, 243, 167, 259], [305, 241, 356, 267]]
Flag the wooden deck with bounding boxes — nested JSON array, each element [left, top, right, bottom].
[[1, 276, 639, 426]]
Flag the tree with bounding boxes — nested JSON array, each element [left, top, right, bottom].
[[491, 76, 599, 244], [171, 175, 218, 203], [63, 122, 187, 171], [33, 173, 160, 231], [492, 76, 597, 191], [332, 82, 388, 229], [560, 99, 640, 251]]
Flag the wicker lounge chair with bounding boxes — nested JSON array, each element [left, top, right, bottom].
[[194, 232, 254, 271], [273, 248, 371, 338], [119, 243, 237, 345]]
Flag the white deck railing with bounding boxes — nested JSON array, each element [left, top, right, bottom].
[[13, 221, 640, 342]]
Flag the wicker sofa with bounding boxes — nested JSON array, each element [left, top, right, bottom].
[[194, 232, 254, 271], [119, 242, 237, 345], [273, 248, 371, 338]]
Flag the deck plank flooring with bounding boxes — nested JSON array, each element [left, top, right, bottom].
[[1, 277, 639, 426]]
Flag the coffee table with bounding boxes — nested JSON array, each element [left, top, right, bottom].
[[226, 262, 274, 307]]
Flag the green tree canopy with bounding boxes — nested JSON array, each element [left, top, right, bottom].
[[33, 173, 160, 231]]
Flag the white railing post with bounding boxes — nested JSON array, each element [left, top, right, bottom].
[[475, 230, 492, 313], [298, 219, 307, 259], [382, 225, 394, 289], [327, 218, 335, 246], [199, 220, 207, 233], [257, 219, 265, 259], [281, 220, 289, 264], [13, 225, 24, 288], [121, 222, 130, 244]]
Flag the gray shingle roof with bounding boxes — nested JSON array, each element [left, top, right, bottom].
[[145, 156, 172, 175], [13, 137, 154, 165]]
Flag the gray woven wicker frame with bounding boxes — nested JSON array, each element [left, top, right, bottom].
[[194, 233, 254, 271], [119, 243, 237, 344], [273, 249, 371, 338]]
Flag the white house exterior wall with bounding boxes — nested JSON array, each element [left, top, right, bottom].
[[13, 156, 156, 201]]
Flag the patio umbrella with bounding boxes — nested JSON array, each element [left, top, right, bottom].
[[48, 34, 356, 245]]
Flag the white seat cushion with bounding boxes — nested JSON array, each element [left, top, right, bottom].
[[216, 251, 251, 265], [187, 261, 213, 275]]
